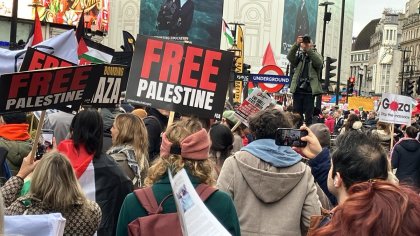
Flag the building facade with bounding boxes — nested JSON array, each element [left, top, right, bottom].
[[367, 10, 402, 95], [400, 0, 420, 97]]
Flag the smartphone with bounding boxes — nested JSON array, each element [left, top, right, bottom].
[[36, 129, 54, 160], [275, 128, 308, 147]]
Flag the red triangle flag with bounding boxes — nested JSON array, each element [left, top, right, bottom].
[[78, 38, 89, 57], [31, 7, 43, 46], [262, 42, 276, 66]]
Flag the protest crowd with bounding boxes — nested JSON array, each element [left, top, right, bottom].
[[0, 11, 419, 236], [0, 98, 419, 235]]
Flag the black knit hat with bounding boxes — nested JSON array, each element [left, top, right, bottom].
[[2, 113, 27, 124]]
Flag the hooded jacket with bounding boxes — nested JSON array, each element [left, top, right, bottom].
[[391, 139, 420, 188], [217, 139, 321, 236]]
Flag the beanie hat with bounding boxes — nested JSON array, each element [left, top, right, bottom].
[[223, 110, 239, 124], [1, 113, 27, 124]]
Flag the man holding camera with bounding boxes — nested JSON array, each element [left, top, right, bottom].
[[287, 35, 323, 125]]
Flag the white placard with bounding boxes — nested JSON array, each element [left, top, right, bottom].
[[378, 93, 412, 125], [168, 169, 230, 236]]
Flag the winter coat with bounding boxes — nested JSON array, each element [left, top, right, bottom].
[[217, 139, 321, 236], [144, 109, 168, 161], [287, 44, 324, 95], [43, 111, 74, 145], [107, 144, 149, 188], [308, 148, 337, 206], [324, 117, 335, 134], [1, 176, 102, 235], [0, 124, 32, 176], [58, 140, 133, 236], [116, 172, 240, 236], [391, 139, 420, 188]]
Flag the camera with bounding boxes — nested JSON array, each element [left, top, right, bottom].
[[299, 77, 311, 91], [302, 35, 311, 44]]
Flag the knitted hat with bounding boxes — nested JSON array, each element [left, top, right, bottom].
[[1, 112, 27, 124], [223, 110, 239, 124], [160, 129, 210, 160]]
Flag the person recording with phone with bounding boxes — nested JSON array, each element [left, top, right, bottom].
[[287, 35, 323, 126], [217, 109, 320, 235]]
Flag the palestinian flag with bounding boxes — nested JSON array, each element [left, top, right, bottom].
[[222, 19, 234, 46], [57, 140, 132, 236], [79, 38, 114, 65], [26, 7, 43, 47]]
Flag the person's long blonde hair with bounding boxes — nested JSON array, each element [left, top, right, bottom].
[[113, 113, 149, 171], [29, 151, 86, 210], [145, 118, 215, 186]]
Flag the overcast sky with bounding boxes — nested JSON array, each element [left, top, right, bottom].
[[353, 0, 407, 37]]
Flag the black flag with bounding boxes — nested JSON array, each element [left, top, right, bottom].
[[122, 31, 136, 52]]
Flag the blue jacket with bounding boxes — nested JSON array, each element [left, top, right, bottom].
[[308, 148, 337, 206]]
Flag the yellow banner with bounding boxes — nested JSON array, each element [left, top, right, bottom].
[[348, 96, 375, 111], [234, 81, 243, 103], [235, 26, 244, 73]]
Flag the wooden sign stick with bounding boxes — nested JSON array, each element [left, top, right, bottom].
[[30, 110, 46, 159]]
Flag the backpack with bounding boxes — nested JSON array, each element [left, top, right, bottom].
[[128, 184, 217, 236], [156, 0, 180, 30]]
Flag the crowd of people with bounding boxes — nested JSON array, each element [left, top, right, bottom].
[[0, 99, 419, 235]]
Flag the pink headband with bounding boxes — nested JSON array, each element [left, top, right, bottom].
[[160, 128, 210, 160]]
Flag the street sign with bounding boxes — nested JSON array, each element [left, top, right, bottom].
[[249, 65, 289, 93]]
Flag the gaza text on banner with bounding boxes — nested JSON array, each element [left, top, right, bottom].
[[126, 35, 234, 119], [20, 48, 128, 108], [234, 88, 273, 126], [378, 93, 412, 125]]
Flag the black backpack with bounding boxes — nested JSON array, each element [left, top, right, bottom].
[[156, 0, 180, 30]]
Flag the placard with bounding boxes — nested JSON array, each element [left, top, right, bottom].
[[234, 88, 273, 126], [126, 35, 233, 119], [378, 93, 412, 125], [0, 65, 99, 114], [19, 48, 128, 108]]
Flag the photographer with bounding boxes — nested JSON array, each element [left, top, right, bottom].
[[287, 35, 323, 125]]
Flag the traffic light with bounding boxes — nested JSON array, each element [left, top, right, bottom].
[[243, 63, 251, 74], [407, 80, 415, 96], [325, 57, 337, 91], [348, 76, 355, 94]]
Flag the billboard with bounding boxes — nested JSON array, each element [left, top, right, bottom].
[[139, 0, 224, 49], [0, 0, 109, 32], [281, 0, 318, 55]]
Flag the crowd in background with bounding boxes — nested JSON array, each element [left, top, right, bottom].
[[0, 97, 419, 235]]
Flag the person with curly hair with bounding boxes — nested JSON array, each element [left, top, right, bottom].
[[116, 118, 240, 236]]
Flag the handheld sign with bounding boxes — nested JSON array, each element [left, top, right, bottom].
[[85, 64, 129, 107], [126, 35, 234, 119], [20, 47, 75, 72], [19, 48, 128, 108], [0, 65, 99, 113], [234, 88, 273, 126], [378, 93, 412, 125]]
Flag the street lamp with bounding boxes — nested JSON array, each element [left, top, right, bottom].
[[318, 1, 335, 57]]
